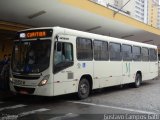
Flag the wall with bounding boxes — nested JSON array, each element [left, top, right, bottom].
[[0, 39, 13, 61]]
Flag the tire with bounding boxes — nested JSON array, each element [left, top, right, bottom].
[[77, 78, 90, 99], [134, 73, 142, 88]]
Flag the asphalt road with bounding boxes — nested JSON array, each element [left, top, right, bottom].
[[0, 78, 160, 120]]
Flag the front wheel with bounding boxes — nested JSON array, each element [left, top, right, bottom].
[[77, 78, 90, 99], [134, 73, 142, 88]]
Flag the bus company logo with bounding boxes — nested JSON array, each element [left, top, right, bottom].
[[59, 37, 69, 40], [82, 63, 86, 68]]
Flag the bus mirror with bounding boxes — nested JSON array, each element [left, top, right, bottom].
[[55, 35, 59, 41], [57, 42, 62, 52]]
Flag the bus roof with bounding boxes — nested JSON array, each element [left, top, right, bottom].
[[19, 26, 157, 49]]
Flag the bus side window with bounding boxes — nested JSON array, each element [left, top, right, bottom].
[[54, 42, 65, 65], [54, 42, 73, 73], [109, 42, 122, 61], [133, 46, 141, 61], [64, 43, 73, 61], [149, 48, 157, 61]]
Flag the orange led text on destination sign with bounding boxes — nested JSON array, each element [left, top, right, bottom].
[[26, 31, 46, 38]]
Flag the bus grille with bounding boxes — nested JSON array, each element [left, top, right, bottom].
[[13, 75, 40, 80]]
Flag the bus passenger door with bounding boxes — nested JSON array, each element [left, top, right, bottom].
[[53, 36, 76, 96]]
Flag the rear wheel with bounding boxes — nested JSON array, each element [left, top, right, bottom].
[[134, 73, 142, 88], [77, 78, 90, 99]]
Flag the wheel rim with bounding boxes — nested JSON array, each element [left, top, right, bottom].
[[136, 76, 140, 86], [80, 83, 88, 95]]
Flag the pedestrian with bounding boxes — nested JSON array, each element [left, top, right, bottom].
[[0, 55, 10, 91]]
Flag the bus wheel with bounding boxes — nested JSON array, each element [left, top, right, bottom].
[[134, 73, 141, 88], [77, 78, 90, 99]]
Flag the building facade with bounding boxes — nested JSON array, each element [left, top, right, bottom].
[[92, 0, 160, 28], [158, 7, 160, 28], [105, 0, 148, 23], [148, 0, 159, 28], [92, 0, 107, 6]]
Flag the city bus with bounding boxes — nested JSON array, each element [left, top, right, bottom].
[[10, 27, 158, 99]]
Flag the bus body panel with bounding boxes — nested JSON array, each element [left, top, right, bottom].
[[140, 62, 150, 80], [122, 61, 133, 84], [150, 61, 158, 78], [93, 61, 123, 88]]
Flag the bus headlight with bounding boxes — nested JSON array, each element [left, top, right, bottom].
[[10, 77, 13, 83], [38, 75, 50, 86]]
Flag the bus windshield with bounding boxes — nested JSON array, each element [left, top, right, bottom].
[[12, 40, 51, 74]]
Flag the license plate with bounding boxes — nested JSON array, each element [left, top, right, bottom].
[[14, 80, 25, 85], [20, 91, 28, 94]]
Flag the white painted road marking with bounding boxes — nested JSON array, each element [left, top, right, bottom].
[[18, 108, 50, 117], [0, 108, 50, 120], [0, 115, 18, 120], [48, 113, 79, 120], [69, 101, 157, 114], [0, 104, 27, 111]]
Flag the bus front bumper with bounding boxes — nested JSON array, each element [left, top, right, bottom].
[[10, 83, 54, 96]]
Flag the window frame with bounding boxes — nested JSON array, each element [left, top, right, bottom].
[[76, 37, 93, 61], [53, 41, 74, 74], [141, 47, 149, 61], [122, 44, 132, 61], [149, 48, 157, 61], [132, 46, 141, 61], [93, 40, 109, 61], [109, 42, 122, 61]]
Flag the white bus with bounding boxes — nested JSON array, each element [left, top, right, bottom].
[[10, 27, 158, 99]]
